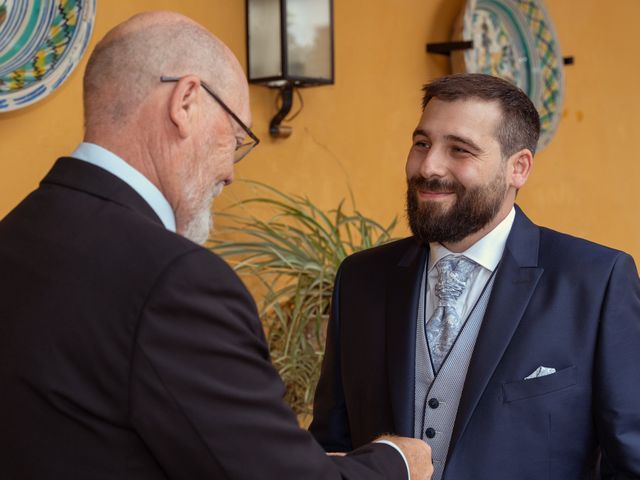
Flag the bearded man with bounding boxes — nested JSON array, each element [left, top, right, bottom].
[[310, 73, 640, 480]]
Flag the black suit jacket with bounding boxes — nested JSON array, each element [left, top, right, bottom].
[[310, 206, 640, 479], [0, 158, 407, 479]]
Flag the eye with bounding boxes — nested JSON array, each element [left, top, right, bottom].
[[451, 146, 471, 155], [413, 139, 430, 149]]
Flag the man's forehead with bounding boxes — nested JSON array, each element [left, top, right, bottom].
[[415, 97, 502, 139], [227, 76, 251, 120], [422, 97, 502, 118]]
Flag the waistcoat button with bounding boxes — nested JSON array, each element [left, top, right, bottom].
[[425, 427, 436, 438], [428, 398, 439, 409]]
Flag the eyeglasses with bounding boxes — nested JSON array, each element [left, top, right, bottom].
[[160, 76, 260, 163]]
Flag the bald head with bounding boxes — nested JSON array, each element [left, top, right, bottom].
[[83, 11, 245, 132], [80, 12, 252, 244]]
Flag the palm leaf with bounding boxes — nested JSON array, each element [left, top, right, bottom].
[[209, 181, 398, 417]]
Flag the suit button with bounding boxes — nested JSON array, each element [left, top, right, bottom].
[[425, 427, 436, 438], [428, 398, 439, 409]]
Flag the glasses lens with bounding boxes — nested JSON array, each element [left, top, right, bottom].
[[234, 140, 257, 163]]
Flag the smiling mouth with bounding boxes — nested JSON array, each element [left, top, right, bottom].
[[417, 189, 455, 199]]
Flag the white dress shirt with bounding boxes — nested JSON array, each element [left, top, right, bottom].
[[70, 142, 176, 232], [425, 207, 516, 323]]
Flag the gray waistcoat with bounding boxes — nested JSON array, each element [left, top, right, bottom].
[[414, 264, 496, 480]]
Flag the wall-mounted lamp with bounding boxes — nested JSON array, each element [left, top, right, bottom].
[[246, 0, 334, 138]]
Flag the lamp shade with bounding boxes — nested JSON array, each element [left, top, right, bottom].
[[247, 0, 334, 87]]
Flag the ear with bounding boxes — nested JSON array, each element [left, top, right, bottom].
[[507, 148, 533, 190], [167, 75, 202, 139]]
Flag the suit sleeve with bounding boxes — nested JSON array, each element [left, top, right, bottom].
[[128, 249, 405, 480], [594, 253, 640, 478], [310, 263, 354, 452]]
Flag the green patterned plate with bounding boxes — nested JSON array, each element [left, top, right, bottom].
[[451, 0, 564, 149], [0, 0, 96, 112]]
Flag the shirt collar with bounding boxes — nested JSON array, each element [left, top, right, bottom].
[[70, 142, 176, 232], [428, 207, 515, 273]]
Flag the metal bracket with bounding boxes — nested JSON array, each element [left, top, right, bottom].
[[426, 41, 473, 55], [269, 84, 294, 138], [426, 40, 574, 65]]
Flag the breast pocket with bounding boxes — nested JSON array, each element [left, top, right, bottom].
[[502, 365, 577, 403]]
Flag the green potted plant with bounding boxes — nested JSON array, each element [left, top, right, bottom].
[[209, 181, 397, 425]]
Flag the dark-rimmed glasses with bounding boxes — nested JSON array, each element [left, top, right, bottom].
[[160, 76, 260, 163]]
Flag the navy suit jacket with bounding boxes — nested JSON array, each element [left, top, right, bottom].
[[0, 158, 407, 480], [310, 206, 640, 479]]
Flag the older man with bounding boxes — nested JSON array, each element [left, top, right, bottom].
[[0, 11, 432, 480], [311, 74, 640, 479]]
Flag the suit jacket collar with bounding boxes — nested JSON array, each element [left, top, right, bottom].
[[385, 206, 543, 444], [445, 205, 544, 465], [41, 157, 164, 227], [500, 204, 540, 267]]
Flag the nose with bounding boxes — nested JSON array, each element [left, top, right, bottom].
[[409, 144, 448, 179]]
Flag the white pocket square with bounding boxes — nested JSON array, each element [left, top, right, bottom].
[[524, 366, 556, 380]]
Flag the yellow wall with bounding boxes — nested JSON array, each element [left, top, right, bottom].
[[1, 0, 638, 263]]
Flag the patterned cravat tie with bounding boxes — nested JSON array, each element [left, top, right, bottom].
[[426, 255, 478, 372]]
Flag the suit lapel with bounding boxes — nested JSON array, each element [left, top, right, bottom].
[[385, 240, 427, 437], [447, 206, 544, 461]]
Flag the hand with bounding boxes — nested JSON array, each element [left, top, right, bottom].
[[377, 435, 433, 480]]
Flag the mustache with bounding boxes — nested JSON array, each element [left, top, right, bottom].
[[408, 176, 465, 195]]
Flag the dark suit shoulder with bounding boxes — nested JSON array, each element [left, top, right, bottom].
[[148, 245, 256, 312], [537, 225, 634, 273]]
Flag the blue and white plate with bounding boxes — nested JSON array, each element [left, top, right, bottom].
[[451, 0, 564, 149], [0, 0, 96, 112]]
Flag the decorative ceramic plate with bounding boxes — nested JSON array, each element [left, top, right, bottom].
[[451, 0, 564, 149], [0, 0, 96, 112]]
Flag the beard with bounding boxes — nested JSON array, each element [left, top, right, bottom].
[[406, 170, 507, 245], [182, 200, 213, 245], [181, 165, 225, 245]]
